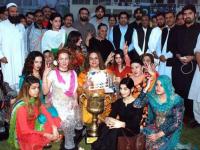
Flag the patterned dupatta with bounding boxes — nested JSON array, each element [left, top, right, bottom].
[[55, 68, 76, 97]]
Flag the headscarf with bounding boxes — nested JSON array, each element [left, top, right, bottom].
[[147, 75, 183, 112]]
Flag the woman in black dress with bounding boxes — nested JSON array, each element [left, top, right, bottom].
[[92, 77, 150, 150]]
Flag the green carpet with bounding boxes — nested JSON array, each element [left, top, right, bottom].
[[0, 126, 199, 150]]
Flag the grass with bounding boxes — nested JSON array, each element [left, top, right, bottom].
[[0, 126, 200, 150]]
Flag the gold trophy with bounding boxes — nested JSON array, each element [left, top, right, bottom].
[[86, 89, 105, 137]]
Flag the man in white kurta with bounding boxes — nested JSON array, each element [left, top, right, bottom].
[[0, 3, 26, 90], [157, 12, 175, 78]]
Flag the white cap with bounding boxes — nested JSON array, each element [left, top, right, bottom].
[[6, 3, 17, 9]]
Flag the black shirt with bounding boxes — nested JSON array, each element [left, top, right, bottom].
[[88, 37, 114, 62]]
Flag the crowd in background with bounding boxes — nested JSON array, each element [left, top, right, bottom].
[[0, 2, 200, 150]]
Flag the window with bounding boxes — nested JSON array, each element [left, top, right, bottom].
[[72, 0, 90, 4], [93, 0, 111, 5]]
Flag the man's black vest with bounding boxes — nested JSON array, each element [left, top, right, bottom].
[[136, 27, 152, 53], [113, 24, 133, 50]]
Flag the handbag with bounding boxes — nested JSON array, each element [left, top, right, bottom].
[[117, 128, 145, 150]]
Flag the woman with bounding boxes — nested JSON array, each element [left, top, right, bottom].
[[43, 50, 55, 69], [19, 51, 45, 101], [65, 31, 85, 74], [143, 75, 184, 150], [108, 50, 131, 84], [20, 51, 44, 82], [92, 77, 150, 150], [142, 53, 159, 78], [78, 51, 113, 124], [129, 59, 156, 128], [42, 49, 82, 150], [8, 76, 60, 150], [41, 13, 66, 53], [130, 59, 156, 98]]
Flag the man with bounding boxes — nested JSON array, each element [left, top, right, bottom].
[[61, 13, 77, 36], [147, 12, 165, 55], [129, 8, 143, 30], [42, 5, 51, 28], [0, 6, 8, 22], [25, 12, 34, 27], [0, 3, 26, 90], [132, 14, 152, 58], [151, 15, 157, 28], [73, 7, 96, 45], [86, 23, 114, 62], [176, 11, 185, 26], [109, 12, 133, 51], [157, 11, 176, 78], [170, 5, 200, 125], [26, 9, 46, 52], [89, 5, 108, 33]]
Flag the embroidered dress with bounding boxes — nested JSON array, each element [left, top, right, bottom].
[[47, 69, 82, 149], [143, 75, 184, 150], [8, 100, 60, 150]]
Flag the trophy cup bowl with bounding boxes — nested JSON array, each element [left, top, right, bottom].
[[86, 89, 105, 137]]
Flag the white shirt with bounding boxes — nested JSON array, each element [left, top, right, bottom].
[[0, 20, 26, 89], [132, 27, 147, 56], [147, 27, 162, 54], [109, 24, 129, 50], [41, 28, 66, 52]]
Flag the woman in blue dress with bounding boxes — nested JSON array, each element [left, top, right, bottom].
[[143, 75, 184, 150]]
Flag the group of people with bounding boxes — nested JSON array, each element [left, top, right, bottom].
[[0, 2, 199, 150]]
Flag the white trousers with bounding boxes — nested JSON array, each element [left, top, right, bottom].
[[193, 101, 200, 123]]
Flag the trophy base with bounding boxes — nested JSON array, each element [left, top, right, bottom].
[[85, 135, 98, 144], [85, 130, 98, 144]]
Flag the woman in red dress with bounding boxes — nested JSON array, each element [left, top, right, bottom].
[[8, 76, 60, 150], [108, 50, 131, 83]]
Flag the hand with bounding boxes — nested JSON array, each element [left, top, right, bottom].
[[43, 133, 56, 141], [52, 126, 59, 139], [144, 63, 155, 76], [143, 78, 151, 93], [159, 55, 166, 62], [105, 52, 115, 66], [105, 117, 125, 129], [147, 131, 164, 142], [153, 51, 159, 59], [0, 57, 8, 63], [123, 41, 128, 55], [184, 56, 194, 63], [85, 31, 93, 46], [44, 62, 52, 76], [83, 78, 93, 88]]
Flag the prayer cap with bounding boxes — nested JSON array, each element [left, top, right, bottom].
[[6, 3, 17, 9]]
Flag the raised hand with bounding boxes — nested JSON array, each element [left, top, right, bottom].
[[123, 41, 128, 55]]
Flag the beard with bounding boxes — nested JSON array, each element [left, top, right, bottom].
[[8, 15, 20, 24], [96, 15, 103, 20], [135, 16, 142, 21], [185, 18, 194, 24], [158, 23, 165, 28], [80, 16, 89, 22]]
